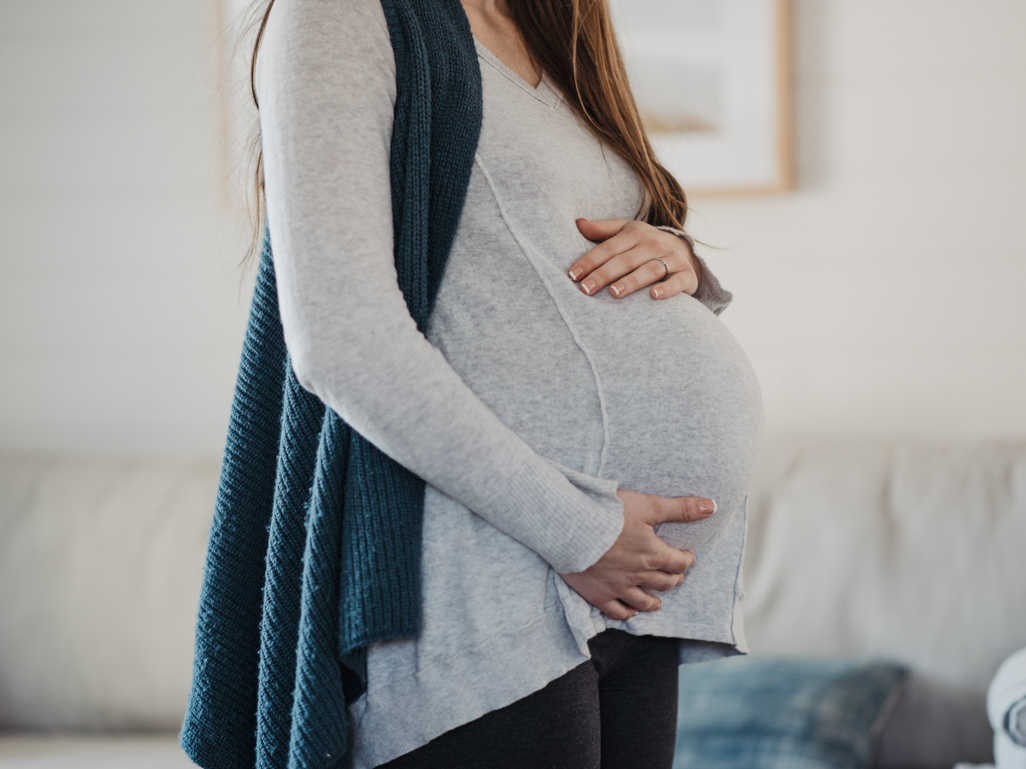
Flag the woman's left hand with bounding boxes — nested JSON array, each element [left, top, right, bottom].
[[569, 218, 701, 300]]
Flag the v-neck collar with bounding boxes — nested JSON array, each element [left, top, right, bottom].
[[473, 37, 562, 109]]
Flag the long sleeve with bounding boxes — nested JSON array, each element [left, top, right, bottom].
[[254, 0, 623, 574]]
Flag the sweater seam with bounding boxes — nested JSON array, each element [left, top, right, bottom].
[[728, 497, 749, 647], [473, 153, 612, 477]]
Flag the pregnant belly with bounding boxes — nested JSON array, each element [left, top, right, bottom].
[[429, 258, 763, 556], [575, 290, 764, 554]]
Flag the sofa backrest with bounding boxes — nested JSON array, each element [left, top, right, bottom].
[[1, 440, 1023, 768], [0, 454, 217, 731], [743, 438, 1026, 767]]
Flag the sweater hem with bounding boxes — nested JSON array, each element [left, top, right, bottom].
[[347, 603, 592, 769], [346, 587, 745, 769]]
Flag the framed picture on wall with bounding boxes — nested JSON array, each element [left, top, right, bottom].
[[215, 0, 793, 203], [608, 0, 793, 195]]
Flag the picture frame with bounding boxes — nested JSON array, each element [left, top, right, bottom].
[[609, 0, 793, 195]]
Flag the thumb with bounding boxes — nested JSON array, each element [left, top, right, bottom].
[[576, 217, 628, 243], [649, 495, 716, 525]]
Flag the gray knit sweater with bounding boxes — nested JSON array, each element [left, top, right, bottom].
[[257, 1, 764, 766]]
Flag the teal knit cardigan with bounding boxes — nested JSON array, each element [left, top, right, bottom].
[[179, 2, 483, 767]]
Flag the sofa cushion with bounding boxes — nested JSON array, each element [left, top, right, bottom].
[[0, 454, 217, 731], [673, 657, 908, 769]]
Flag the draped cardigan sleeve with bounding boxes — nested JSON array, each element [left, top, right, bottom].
[[255, 0, 625, 575]]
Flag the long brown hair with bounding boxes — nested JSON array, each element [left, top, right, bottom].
[[508, 0, 687, 228], [245, 0, 687, 260]]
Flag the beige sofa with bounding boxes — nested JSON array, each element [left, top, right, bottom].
[[1, 438, 1023, 768]]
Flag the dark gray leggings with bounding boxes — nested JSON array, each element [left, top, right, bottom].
[[379, 628, 680, 769]]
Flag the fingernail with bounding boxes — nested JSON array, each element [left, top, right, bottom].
[[582, 280, 595, 295], [631, 611, 639, 618], [652, 287, 663, 298], [568, 268, 580, 281], [610, 283, 623, 296], [699, 499, 716, 515]]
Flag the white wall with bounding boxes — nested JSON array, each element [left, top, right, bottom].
[[1, 0, 1024, 458], [0, 0, 251, 457], [695, 0, 1026, 438]]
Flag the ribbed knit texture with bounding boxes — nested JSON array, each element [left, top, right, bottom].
[[179, 2, 482, 767]]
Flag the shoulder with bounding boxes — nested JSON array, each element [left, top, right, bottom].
[[256, 0, 397, 106]]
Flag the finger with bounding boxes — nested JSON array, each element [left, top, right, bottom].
[[636, 570, 685, 592], [628, 242, 697, 299], [608, 255, 676, 299], [651, 269, 698, 300], [618, 587, 662, 612], [575, 217, 629, 244], [588, 229, 697, 297], [598, 600, 638, 621], [644, 546, 696, 575], [568, 223, 644, 284], [577, 236, 662, 295], [648, 495, 716, 525]]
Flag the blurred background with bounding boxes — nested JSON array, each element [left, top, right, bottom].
[[1, 1, 1024, 768], [2, 2, 1025, 455]]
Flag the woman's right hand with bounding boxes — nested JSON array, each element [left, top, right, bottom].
[[559, 490, 715, 620]]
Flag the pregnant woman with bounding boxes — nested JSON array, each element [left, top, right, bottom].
[[183, 0, 763, 768]]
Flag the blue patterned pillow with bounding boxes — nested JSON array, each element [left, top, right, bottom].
[[673, 657, 908, 769]]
